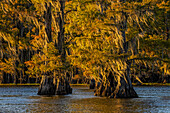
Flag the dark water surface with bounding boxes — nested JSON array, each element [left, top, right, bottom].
[[0, 86, 169, 113]]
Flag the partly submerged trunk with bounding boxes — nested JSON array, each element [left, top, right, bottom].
[[94, 73, 138, 98], [93, 10, 138, 98], [38, 1, 72, 96], [38, 75, 72, 95], [37, 75, 56, 95]]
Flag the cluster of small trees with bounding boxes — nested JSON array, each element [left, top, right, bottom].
[[0, 0, 169, 97]]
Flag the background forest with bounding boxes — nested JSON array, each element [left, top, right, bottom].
[[0, 0, 169, 85]]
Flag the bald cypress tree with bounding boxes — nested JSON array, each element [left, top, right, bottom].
[[25, 0, 72, 95]]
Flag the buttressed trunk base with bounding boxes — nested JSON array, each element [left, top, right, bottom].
[[94, 75, 138, 98], [38, 75, 72, 95]]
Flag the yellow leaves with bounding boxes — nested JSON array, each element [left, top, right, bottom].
[[129, 54, 139, 60], [160, 63, 170, 75], [26, 40, 63, 75], [24, 61, 35, 74], [0, 58, 15, 74], [157, 1, 165, 7], [18, 41, 24, 50], [31, 0, 46, 4], [18, 46, 24, 50], [105, 36, 114, 44], [1, 3, 9, 13], [31, 34, 45, 51], [31, 35, 42, 40], [64, 0, 170, 81], [65, 1, 72, 5], [0, 32, 16, 53], [24, 61, 34, 66], [148, 34, 164, 41], [13, 0, 18, 4], [12, 28, 19, 32], [157, 1, 170, 12], [31, 27, 36, 32]]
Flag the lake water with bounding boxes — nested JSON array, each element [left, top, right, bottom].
[[0, 86, 169, 113]]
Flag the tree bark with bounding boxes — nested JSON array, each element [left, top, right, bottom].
[[38, 2, 72, 95], [38, 75, 56, 95], [38, 74, 72, 95], [94, 72, 138, 98], [94, 10, 138, 98], [38, 2, 54, 95]]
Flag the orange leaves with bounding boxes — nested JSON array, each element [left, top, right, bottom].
[[65, 1, 72, 5], [24, 61, 34, 66], [31, 35, 41, 40], [73, 74, 81, 79], [12, 28, 19, 32], [30, 34, 45, 51], [51, 27, 54, 32]]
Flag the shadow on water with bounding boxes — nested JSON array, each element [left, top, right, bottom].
[[0, 86, 169, 113]]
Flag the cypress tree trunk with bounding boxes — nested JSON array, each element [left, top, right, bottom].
[[38, 75, 56, 95], [94, 10, 138, 98], [38, 73, 72, 95], [38, 2, 72, 95], [38, 2, 54, 95], [38, 2, 55, 95], [94, 71, 138, 98], [55, 0, 72, 95]]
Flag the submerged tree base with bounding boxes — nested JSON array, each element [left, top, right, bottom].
[[94, 76, 138, 98], [38, 76, 72, 95]]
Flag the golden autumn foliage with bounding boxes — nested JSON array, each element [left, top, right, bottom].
[[0, 0, 169, 84]]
